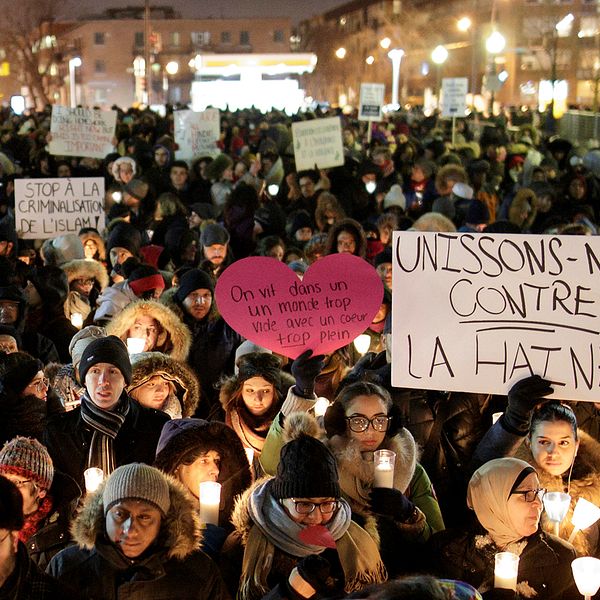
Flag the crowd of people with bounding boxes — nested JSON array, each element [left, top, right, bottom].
[[0, 101, 599, 599]]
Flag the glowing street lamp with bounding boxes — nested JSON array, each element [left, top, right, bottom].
[[380, 37, 391, 50], [335, 47, 347, 59], [165, 61, 179, 75], [431, 45, 448, 109], [486, 31, 506, 54], [366, 55, 375, 65], [387, 48, 405, 108], [457, 16, 472, 32], [68, 56, 82, 108]]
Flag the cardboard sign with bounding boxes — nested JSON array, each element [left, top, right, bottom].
[[291, 117, 344, 171], [215, 254, 384, 359], [359, 83, 385, 121], [174, 108, 220, 160], [441, 78, 468, 118], [15, 178, 105, 240], [49, 106, 117, 159], [391, 231, 600, 401]]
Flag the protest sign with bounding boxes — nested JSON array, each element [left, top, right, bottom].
[[215, 254, 384, 359], [291, 117, 344, 171], [391, 231, 600, 401], [15, 178, 105, 240], [49, 106, 116, 159], [174, 108, 220, 159], [441, 78, 468, 118], [359, 83, 385, 121]]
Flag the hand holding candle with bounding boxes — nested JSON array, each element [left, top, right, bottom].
[[84, 467, 104, 493], [373, 449, 395, 488]]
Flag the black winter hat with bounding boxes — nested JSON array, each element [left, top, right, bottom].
[[189, 203, 216, 221], [200, 223, 230, 247], [271, 434, 341, 500], [0, 351, 42, 395], [0, 475, 24, 531], [106, 222, 142, 258], [29, 266, 69, 306], [236, 352, 282, 388], [79, 335, 132, 385], [175, 268, 214, 303], [374, 246, 392, 267]]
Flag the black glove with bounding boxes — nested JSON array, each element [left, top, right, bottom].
[[294, 555, 334, 595], [370, 487, 416, 522], [291, 350, 325, 398], [347, 352, 391, 386], [502, 375, 553, 435]]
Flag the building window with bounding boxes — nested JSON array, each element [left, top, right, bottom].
[[274, 29, 284, 43], [134, 32, 144, 47], [191, 31, 210, 46], [579, 16, 599, 38], [240, 30, 250, 45], [221, 31, 231, 43], [392, 0, 401, 13], [95, 60, 106, 73], [170, 31, 180, 46], [94, 88, 108, 104], [94, 32, 105, 45]]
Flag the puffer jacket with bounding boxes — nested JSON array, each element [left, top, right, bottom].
[[94, 281, 139, 324], [47, 473, 230, 600], [106, 299, 192, 361]]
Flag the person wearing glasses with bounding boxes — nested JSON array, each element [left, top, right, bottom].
[[221, 419, 386, 600], [428, 457, 578, 600]]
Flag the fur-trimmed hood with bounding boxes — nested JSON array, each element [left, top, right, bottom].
[[61, 258, 109, 290], [79, 230, 106, 261], [71, 471, 201, 561], [106, 299, 191, 361], [128, 351, 200, 417]]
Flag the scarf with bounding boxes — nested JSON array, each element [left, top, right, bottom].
[[238, 480, 386, 600], [80, 393, 129, 476], [19, 494, 53, 543], [227, 403, 277, 454]]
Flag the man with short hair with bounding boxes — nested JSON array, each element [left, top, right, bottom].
[[169, 160, 193, 205]]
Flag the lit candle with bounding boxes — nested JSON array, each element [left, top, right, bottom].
[[569, 498, 600, 543], [126, 337, 145, 355], [70, 313, 83, 328], [313, 397, 330, 418], [571, 557, 600, 600], [353, 334, 371, 355], [244, 447, 254, 466], [84, 467, 104, 493], [373, 449, 396, 489], [494, 552, 519, 591], [199, 481, 221, 526], [543, 491, 571, 536], [492, 412, 503, 424]]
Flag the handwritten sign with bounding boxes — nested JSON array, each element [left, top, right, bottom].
[[215, 254, 384, 359], [174, 108, 220, 160], [359, 83, 385, 121], [291, 117, 344, 172], [391, 231, 600, 401], [49, 106, 116, 159], [15, 178, 105, 240], [441, 78, 468, 118]]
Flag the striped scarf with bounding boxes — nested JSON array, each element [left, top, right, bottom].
[[80, 393, 129, 477]]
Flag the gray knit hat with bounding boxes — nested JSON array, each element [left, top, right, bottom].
[[69, 325, 106, 371], [103, 463, 170, 515], [0, 436, 54, 490]]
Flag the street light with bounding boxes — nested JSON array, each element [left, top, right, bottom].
[[68, 57, 82, 108], [335, 47, 347, 59], [380, 37, 391, 50], [486, 30, 506, 54], [457, 16, 472, 32], [387, 48, 405, 108], [366, 55, 375, 65], [165, 61, 179, 75], [431, 45, 448, 109]]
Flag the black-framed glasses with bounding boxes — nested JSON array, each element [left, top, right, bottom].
[[289, 499, 339, 515], [346, 415, 391, 433], [511, 488, 546, 503], [10, 479, 32, 489]]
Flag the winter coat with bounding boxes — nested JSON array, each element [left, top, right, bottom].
[[93, 281, 138, 325], [0, 390, 48, 445], [47, 472, 230, 600], [427, 527, 579, 600], [128, 351, 200, 418], [0, 542, 79, 600], [62, 258, 109, 322], [43, 393, 170, 490], [106, 299, 192, 361]]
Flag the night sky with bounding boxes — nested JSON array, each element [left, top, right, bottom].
[[71, 0, 348, 24]]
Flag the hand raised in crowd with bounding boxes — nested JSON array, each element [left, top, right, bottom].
[[291, 349, 325, 398]]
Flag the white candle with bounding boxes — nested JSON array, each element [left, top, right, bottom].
[[84, 467, 104, 493], [313, 397, 330, 418], [199, 481, 221, 526], [70, 313, 83, 328], [569, 498, 600, 543], [353, 334, 371, 355], [571, 557, 600, 600], [244, 447, 254, 466], [494, 552, 519, 590], [126, 337, 145, 355], [373, 449, 396, 489]]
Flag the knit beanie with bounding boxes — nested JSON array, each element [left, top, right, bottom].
[[236, 352, 281, 388], [41, 234, 85, 267], [189, 203, 216, 221], [69, 325, 107, 370], [0, 352, 42, 395], [205, 153, 233, 181], [271, 434, 341, 500], [200, 223, 230, 247], [103, 463, 170, 516], [106, 222, 142, 257], [124, 178, 149, 201], [175, 269, 214, 303], [0, 475, 23, 531], [79, 335, 132, 385], [0, 436, 54, 490], [465, 200, 490, 225]]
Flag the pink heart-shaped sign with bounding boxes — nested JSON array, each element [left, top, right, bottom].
[[298, 525, 337, 549], [215, 254, 384, 359]]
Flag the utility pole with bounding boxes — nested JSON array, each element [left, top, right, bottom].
[[144, 0, 151, 105]]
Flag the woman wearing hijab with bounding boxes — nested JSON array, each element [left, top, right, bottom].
[[428, 457, 579, 600]]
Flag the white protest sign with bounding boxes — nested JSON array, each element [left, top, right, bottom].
[[391, 231, 600, 401], [359, 83, 385, 121], [292, 117, 344, 171], [49, 106, 117, 159], [15, 178, 105, 240], [174, 108, 220, 160], [441, 78, 468, 118]]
